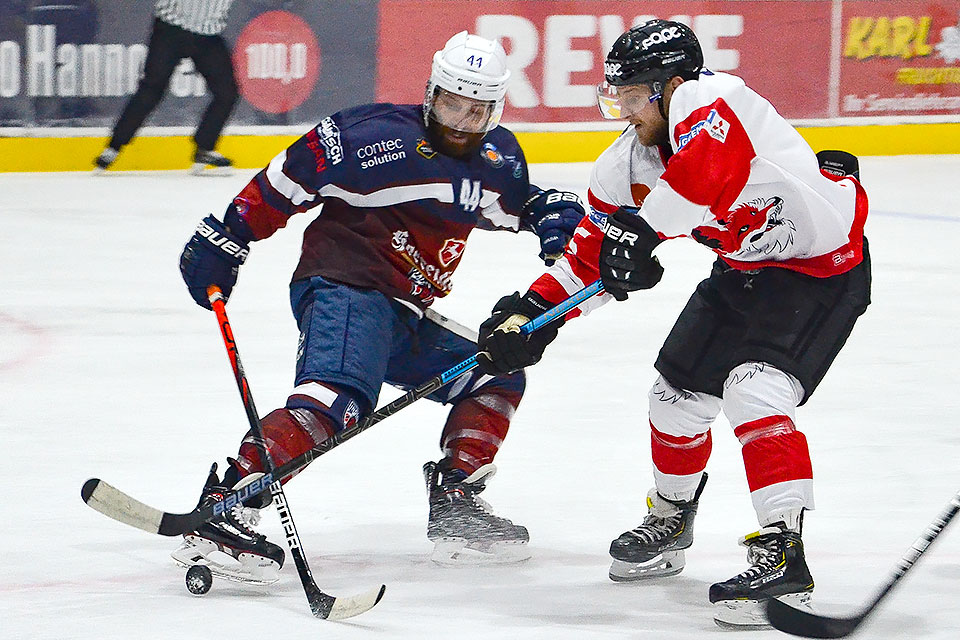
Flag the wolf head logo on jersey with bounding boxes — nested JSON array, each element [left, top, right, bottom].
[[692, 196, 793, 255]]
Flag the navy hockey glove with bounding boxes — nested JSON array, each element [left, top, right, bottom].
[[179, 214, 250, 309], [476, 291, 563, 375], [522, 189, 585, 266], [599, 207, 664, 301]]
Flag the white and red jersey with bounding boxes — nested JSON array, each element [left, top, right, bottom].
[[530, 71, 868, 317]]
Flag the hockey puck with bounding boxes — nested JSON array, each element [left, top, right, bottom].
[[185, 564, 213, 595]]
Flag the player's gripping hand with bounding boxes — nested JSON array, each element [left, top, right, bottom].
[[179, 215, 250, 309], [522, 189, 585, 266], [599, 207, 664, 301], [476, 291, 562, 375]]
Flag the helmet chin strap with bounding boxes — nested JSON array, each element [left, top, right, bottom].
[[647, 79, 668, 121]]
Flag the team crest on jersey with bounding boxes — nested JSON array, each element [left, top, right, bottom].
[[438, 238, 466, 267], [406, 268, 436, 304], [481, 143, 504, 168], [691, 196, 795, 256], [417, 138, 437, 159]]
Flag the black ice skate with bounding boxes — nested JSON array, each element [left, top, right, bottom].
[[171, 463, 284, 584], [608, 473, 708, 581], [93, 148, 118, 174], [423, 460, 530, 565], [191, 149, 234, 176], [709, 522, 815, 630]]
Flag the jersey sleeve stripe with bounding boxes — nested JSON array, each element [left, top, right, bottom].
[[265, 150, 316, 207], [479, 199, 519, 230], [316, 182, 455, 207], [587, 189, 620, 215]]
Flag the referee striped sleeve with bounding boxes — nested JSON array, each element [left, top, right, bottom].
[[155, 0, 235, 36]]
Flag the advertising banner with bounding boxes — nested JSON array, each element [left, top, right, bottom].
[[377, 0, 960, 123], [0, 0, 377, 128], [2, 1, 958, 130], [839, 1, 960, 117]]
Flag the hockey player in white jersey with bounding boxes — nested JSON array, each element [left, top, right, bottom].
[[475, 20, 870, 629]]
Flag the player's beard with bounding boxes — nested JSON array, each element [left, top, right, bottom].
[[426, 118, 486, 159], [633, 114, 670, 148]]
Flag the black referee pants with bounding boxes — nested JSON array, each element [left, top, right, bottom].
[[109, 18, 238, 151]]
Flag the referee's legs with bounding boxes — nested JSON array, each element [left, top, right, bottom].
[[191, 35, 238, 152], [108, 19, 184, 150]]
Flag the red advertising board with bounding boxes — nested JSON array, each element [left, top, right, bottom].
[[378, 0, 960, 123], [839, 1, 960, 117], [377, 1, 833, 122]]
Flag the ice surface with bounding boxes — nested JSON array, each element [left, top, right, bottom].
[[1, 156, 958, 639]]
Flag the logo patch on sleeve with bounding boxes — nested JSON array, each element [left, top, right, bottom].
[[677, 109, 730, 150]]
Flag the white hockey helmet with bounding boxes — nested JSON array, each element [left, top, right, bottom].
[[423, 31, 510, 133]]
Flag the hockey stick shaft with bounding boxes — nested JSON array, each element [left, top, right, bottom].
[[870, 490, 960, 601], [766, 489, 960, 638], [208, 286, 384, 619], [357, 278, 605, 428], [81, 280, 604, 537]]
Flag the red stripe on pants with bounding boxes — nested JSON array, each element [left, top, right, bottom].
[[734, 415, 813, 492], [650, 422, 713, 476]]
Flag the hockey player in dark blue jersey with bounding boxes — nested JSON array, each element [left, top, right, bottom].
[[174, 31, 585, 580]]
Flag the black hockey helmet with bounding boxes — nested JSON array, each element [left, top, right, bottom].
[[604, 20, 703, 91]]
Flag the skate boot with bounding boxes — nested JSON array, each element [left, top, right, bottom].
[[93, 147, 118, 174], [709, 522, 815, 629], [424, 460, 530, 565], [191, 149, 234, 175], [171, 463, 284, 584], [608, 473, 707, 581]]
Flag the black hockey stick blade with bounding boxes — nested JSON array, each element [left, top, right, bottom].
[[766, 599, 865, 638], [767, 489, 960, 638]]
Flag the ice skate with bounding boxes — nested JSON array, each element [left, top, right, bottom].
[[92, 148, 118, 174], [709, 523, 815, 630], [608, 473, 707, 581], [171, 463, 284, 585], [191, 149, 234, 176], [424, 461, 530, 565]]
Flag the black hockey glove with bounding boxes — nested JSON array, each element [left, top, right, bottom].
[[476, 291, 563, 375], [521, 188, 585, 266], [599, 207, 664, 301], [179, 213, 250, 310]]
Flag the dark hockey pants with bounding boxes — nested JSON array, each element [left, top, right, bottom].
[[655, 239, 872, 404]]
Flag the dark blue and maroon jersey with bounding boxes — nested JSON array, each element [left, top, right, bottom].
[[230, 103, 535, 310]]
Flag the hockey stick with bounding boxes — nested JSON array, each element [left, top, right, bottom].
[[766, 489, 960, 638], [206, 286, 385, 620], [81, 280, 604, 536]]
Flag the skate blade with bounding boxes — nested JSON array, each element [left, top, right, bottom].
[[712, 592, 812, 630], [172, 536, 280, 585], [190, 162, 234, 176], [609, 550, 685, 581], [430, 537, 531, 566]]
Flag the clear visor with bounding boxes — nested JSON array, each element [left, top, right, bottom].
[[428, 87, 502, 134], [596, 81, 660, 120]]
